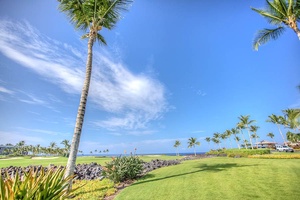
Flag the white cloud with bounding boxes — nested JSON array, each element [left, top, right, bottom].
[[0, 19, 169, 131]]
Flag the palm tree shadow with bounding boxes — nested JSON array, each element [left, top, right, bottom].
[[134, 163, 258, 186]]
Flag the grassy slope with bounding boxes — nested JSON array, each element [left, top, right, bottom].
[[0, 155, 181, 168], [115, 157, 300, 200]]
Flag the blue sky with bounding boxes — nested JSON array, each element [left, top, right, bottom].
[[0, 0, 299, 154]]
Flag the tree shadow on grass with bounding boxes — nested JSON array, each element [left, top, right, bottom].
[[134, 163, 259, 186]]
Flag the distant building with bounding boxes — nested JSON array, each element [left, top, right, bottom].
[[0, 145, 14, 155]]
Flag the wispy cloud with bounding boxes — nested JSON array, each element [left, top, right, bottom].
[[0, 19, 169, 131], [0, 86, 14, 94]]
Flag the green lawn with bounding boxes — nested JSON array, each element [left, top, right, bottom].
[[115, 157, 300, 200], [0, 155, 181, 168]]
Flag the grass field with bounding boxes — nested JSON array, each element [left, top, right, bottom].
[[0, 155, 181, 168], [115, 157, 300, 200]]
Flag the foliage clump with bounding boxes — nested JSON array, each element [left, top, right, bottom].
[[102, 155, 143, 183], [0, 166, 75, 200]]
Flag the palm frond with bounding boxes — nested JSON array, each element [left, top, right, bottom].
[[266, 0, 286, 18], [275, 0, 288, 15], [253, 27, 285, 50], [251, 7, 285, 25], [96, 33, 107, 45]]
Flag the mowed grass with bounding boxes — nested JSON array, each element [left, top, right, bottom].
[[0, 155, 182, 168], [115, 157, 300, 200]]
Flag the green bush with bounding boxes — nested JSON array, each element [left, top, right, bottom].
[[206, 149, 271, 157], [102, 155, 143, 183], [0, 167, 75, 200]]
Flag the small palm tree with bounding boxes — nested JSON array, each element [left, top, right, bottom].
[[235, 136, 241, 149], [213, 132, 222, 149], [187, 137, 200, 156], [225, 129, 233, 149], [251, 0, 300, 50], [59, 0, 133, 180], [173, 140, 181, 156], [205, 137, 211, 150], [231, 128, 240, 149]]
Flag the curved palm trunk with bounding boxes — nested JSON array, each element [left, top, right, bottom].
[[65, 35, 94, 180], [246, 128, 254, 149], [276, 124, 286, 144]]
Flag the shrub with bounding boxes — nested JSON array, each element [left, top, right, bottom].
[[0, 166, 75, 200], [206, 149, 271, 157], [102, 155, 143, 183]]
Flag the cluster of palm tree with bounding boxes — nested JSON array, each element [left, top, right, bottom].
[[205, 115, 259, 150], [1, 140, 71, 157], [205, 109, 300, 150], [174, 137, 200, 156], [92, 149, 109, 154]]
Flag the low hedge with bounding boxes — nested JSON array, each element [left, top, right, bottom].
[[249, 154, 300, 159], [206, 149, 271, 157]]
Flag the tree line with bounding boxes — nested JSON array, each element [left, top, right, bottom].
[[174, 108, 300, 153]]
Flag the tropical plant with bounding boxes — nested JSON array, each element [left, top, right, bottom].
[[187, 137, 200, 156], [58, 0, 133, 181], [251, 0, 300, 50], [102, 156, 143, 183], [267, 114, 287, 143], [173, 140, 181, 156], [0, 167, 75, 199]]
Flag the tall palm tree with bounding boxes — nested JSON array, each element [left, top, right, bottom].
[[267, 114, 287, 143], [213, 132, 221, 149], [251, 0, 300, 50], [59, 0, 132, 179], [205, 137, 211, 150], [187, 137, 200, 156], [173, 140, 181, 156], [238, 115, 256, 149]]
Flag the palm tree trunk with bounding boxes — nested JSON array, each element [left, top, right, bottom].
[[65, 35, 94, 180], [194, 147, 196, 156], [277, 124, 286, 144]]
